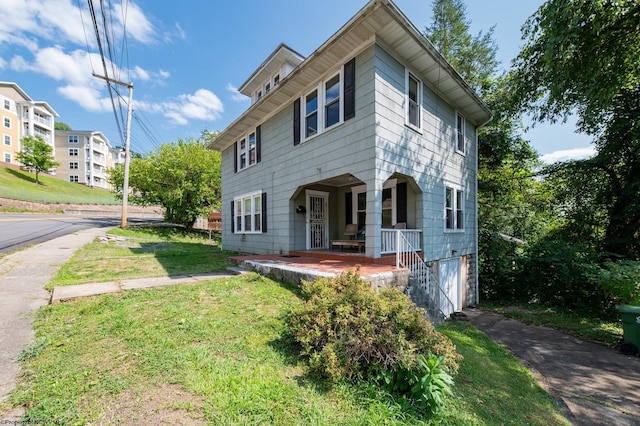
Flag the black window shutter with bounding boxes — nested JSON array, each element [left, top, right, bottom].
[[261, 192, 267, 232], [293, 99, 301, 145], [345, 192, 353, 225], [397, 182, 407, 224], [256, 125, 261, 163], [233, 142, 238, 173], [343, 58, 356, 121], [230, 200, 235, 233]]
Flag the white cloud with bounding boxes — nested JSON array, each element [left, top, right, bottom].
[[136, 89, 224, 126], [226, 83, 248, 102], [540, 147, 596, 164], [0, 0, 155, 49], [0, 57, 6, 69]]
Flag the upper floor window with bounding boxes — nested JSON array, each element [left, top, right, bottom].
[[456, 112, 465, 154], [4, 153, 11, 163], [303, 72, 341, 140], [4, 135, 10, 146], [234, 126, 261, 172], [3, 117, 10, 128], [68, 135, 79, 144], [445, 186, 464, 231], [293, 58, 355, 145], [69, 161, 79, 170], [69, 148, 79, 156], [406, 72, 421, 130], [305, 89, 319, 138], [3, 100, 10, 110]]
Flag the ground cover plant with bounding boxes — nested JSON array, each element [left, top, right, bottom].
[[48, 225, 231, 289]]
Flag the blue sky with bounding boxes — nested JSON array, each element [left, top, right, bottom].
[[0, 0, 593, 162]]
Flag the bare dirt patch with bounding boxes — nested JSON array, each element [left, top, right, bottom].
[[91, 383, 205, 425]]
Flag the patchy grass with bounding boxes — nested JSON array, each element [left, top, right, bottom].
[[10, 275, 569, 425], [480, 301, 623, 348], [47, 226, 233, 289]]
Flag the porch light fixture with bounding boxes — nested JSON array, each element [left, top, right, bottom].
[[296, 205, 306, 214]]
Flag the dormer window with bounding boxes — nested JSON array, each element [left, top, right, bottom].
[[273, 74, 280, 86], [265, 82, 271, 94]]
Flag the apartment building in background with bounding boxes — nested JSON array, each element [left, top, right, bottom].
[[54, 130, 120, 189], [0, 81, 58, 167]]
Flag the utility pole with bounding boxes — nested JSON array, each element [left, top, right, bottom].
[[92, 72, 133, 229]]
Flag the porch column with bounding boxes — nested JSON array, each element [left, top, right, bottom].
[[365, 183, 383, 258]]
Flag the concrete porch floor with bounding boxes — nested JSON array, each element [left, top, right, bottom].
[[230, 250, 410, 289]]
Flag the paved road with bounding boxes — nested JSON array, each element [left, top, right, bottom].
[[0, 214, 160, 255]]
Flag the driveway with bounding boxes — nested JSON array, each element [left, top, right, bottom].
[[465, 308, 640, 426]]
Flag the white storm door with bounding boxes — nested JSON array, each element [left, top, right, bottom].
[[439, 258, 461, 317], [306, 190, 329, 249]]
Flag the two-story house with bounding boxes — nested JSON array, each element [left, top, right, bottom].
[[54, 130, 118, 189], [208, 0, 492, 318], [0, 81, 58, 167]]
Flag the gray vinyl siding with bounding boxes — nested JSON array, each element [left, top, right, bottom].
[[373, 44, 477, 262], [221, 45, 377, 254]]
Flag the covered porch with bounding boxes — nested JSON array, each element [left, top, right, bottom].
[[291, 172, 423, 258]]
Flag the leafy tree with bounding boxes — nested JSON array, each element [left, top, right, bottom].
[[16, 135, 59, 185], [510, 0, 640, 134], [109, 139, 221, 229], [511, 0, 640, 259], [423, 0, 499, 96], [54, 121, 72, 131]]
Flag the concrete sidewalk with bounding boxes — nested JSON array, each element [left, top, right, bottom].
[[465, 308, 640, 426]]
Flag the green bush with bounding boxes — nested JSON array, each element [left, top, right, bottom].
[[286, 269, 460, 384], [587, 260, 640, 306]]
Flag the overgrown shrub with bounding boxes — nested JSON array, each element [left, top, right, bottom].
[[587, 260, 640, 306], [286, 269, 460, 384]]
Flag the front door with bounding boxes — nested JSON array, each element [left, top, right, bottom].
[[306, 190, 329, 249], [439, 258, 461, 317]]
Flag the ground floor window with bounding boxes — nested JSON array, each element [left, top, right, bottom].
[[234, 191, 263, 234], [69, 175, 79, 183]]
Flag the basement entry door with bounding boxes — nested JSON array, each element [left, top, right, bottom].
[[439, 258, 461, 318], [306, 190, 329, 250]]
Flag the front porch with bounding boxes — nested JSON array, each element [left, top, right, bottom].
[[230, 248, 410, 290]]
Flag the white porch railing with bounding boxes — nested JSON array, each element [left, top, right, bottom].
[[394, 231, 455, 323], [381, 229, 422, 255]]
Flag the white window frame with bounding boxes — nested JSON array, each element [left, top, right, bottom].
[[4, 152, 11, 163], [4, 100, 10, 110], [68, 135, 79, 144], [3, 117, 10, 129], [69, 175, 79, 183], [444, 184, 465, 232], [236, 128, 258, 172], [234, 191, 263, 234], [3, 134, 11, 146], [300, 69, 343, 142], [405, 70, 422, 131], [69, 148, 79, 156], [456, 112, 465, 154], [69, 161, 79, 170]]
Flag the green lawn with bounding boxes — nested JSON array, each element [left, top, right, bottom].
[[0, 165, 118, 205], [8, 226, 570, 425], [48, 226, 232, 289]]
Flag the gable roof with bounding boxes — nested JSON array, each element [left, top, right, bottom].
[[209, 0, 492, 151], [238, 43, 305, 96], [0, 81, 59, 117]]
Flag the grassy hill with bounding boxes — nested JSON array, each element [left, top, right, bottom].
[[0, 165, 118, 205]]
